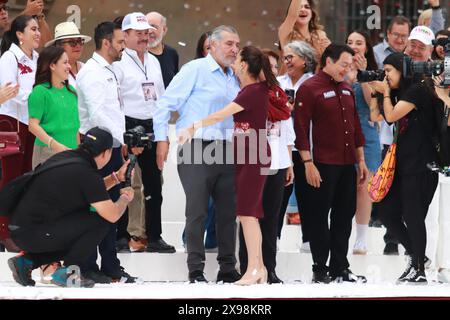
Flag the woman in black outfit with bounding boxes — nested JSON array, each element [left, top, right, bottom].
[[369, 52, 442, 284]]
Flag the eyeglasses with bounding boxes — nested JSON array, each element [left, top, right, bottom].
[[283, 55, 295, 63], [0, 5, 9, 12], [60, 38, 85, 47], [391, 32, 408, 41]]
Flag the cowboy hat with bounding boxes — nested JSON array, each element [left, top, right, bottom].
[[45, 21, 91, 47]]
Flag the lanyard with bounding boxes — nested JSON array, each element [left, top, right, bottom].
[[69, 70, 76, 81], [92, 57, 124, 109], [125, 51, 148, 80]]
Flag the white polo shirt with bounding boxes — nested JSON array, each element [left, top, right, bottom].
[[77, 52, 126, 144], [113, 48, 165, 120], [0, 43, 38, 124]]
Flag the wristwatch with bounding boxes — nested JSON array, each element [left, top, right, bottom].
[[431, 5, 441, 9]]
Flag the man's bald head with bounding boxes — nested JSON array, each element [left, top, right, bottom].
[[146, 11, 167, 49]]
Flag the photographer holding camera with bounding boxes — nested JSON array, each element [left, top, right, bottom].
[[77, 22, 137, 283], [7, 127, 134, 288], [368, 48, 443, 284]]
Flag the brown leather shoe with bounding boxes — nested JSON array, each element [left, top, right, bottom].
[[129, 236, 147, 252]]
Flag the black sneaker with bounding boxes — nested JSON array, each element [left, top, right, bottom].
[[105, 267, 137, 283], [332, 269, 367, 283], [83, 269, 112, 284], [312, 270, 332, 284], [397, 256, 413, 282], [7, 254, 35, 286], [146, 238, 176, 253], [267, 271, 283, 284], [189, 270, 208, 283], [383, 243, 399, 255], [397, 268, 427, 285], [116, 238, 131, 253], [216, 269, 241, 283]]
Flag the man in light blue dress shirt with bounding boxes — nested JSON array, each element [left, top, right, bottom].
[[154, 25, 242, 283]]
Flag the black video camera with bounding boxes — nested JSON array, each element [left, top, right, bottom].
[[357, 69, 386, 83], [404, 38, 450, 87], [123, 126, 154, 187], [123, 125, 154, 149]]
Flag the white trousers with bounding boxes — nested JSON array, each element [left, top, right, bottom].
[[425, 175, 450, 269]]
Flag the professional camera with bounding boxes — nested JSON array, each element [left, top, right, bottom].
[[357, 69, 386, 83], [123, 126, 154, 187], [404, 38, 450, 87], [123, 125, 154, 149]]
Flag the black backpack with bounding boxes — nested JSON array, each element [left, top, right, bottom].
[[0, 157, 88, 218]]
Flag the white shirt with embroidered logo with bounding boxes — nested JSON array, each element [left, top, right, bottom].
[[113, 48, 165, 120], [77, 52, 126, 144], [0, 43, 38, 125]]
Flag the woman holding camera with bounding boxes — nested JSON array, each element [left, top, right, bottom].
[[369, 52, 441, 284], [346, 30, 382, 255]]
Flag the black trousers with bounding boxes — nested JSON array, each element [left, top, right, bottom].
[[126, 117, 163, 242], [239, 168, 286, 273], [378, 171, 438, 269], [84, 147, 123, 275], [308, 163, 356, 276], [11, 211, 109, 269], [277, 151, 311, 243]]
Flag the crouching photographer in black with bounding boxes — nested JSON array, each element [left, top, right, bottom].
[[6, 127, 135, 288], [368, 52, 444, 285]]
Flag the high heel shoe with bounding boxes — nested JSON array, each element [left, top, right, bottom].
[[234, 268, 267, 286]]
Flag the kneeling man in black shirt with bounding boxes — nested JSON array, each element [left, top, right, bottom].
[[7, 127, 134, 288]]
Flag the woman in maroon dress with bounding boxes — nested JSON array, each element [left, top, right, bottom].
[[179, 45, 278, 285]]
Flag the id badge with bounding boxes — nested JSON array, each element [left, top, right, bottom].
[[142, 82, 157, 101]]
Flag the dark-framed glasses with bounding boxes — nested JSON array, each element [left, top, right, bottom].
[[60, 38, 85, 47]]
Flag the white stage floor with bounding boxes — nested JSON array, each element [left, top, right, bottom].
[[1, 225, 449, 300], [2, 281, 450, 300]]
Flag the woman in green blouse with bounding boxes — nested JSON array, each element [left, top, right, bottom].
[[28, 45, 80, 169]]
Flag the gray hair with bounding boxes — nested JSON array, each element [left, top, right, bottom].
[[284, 40, 317, 73], [160, 14, 167, 27], [211, 25, 239, 42]]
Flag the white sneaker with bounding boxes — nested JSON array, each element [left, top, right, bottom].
[[438, 269, 450, 283], [353, 240, 368, 255], [300, 242, 311, 253]]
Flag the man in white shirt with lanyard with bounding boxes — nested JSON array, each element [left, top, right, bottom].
[[77, 21, 137, 284], [114, 12, 175, 253]]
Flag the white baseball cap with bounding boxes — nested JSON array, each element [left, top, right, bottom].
[[122, 12, 155, 31], [408, 26, 435, 46]]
